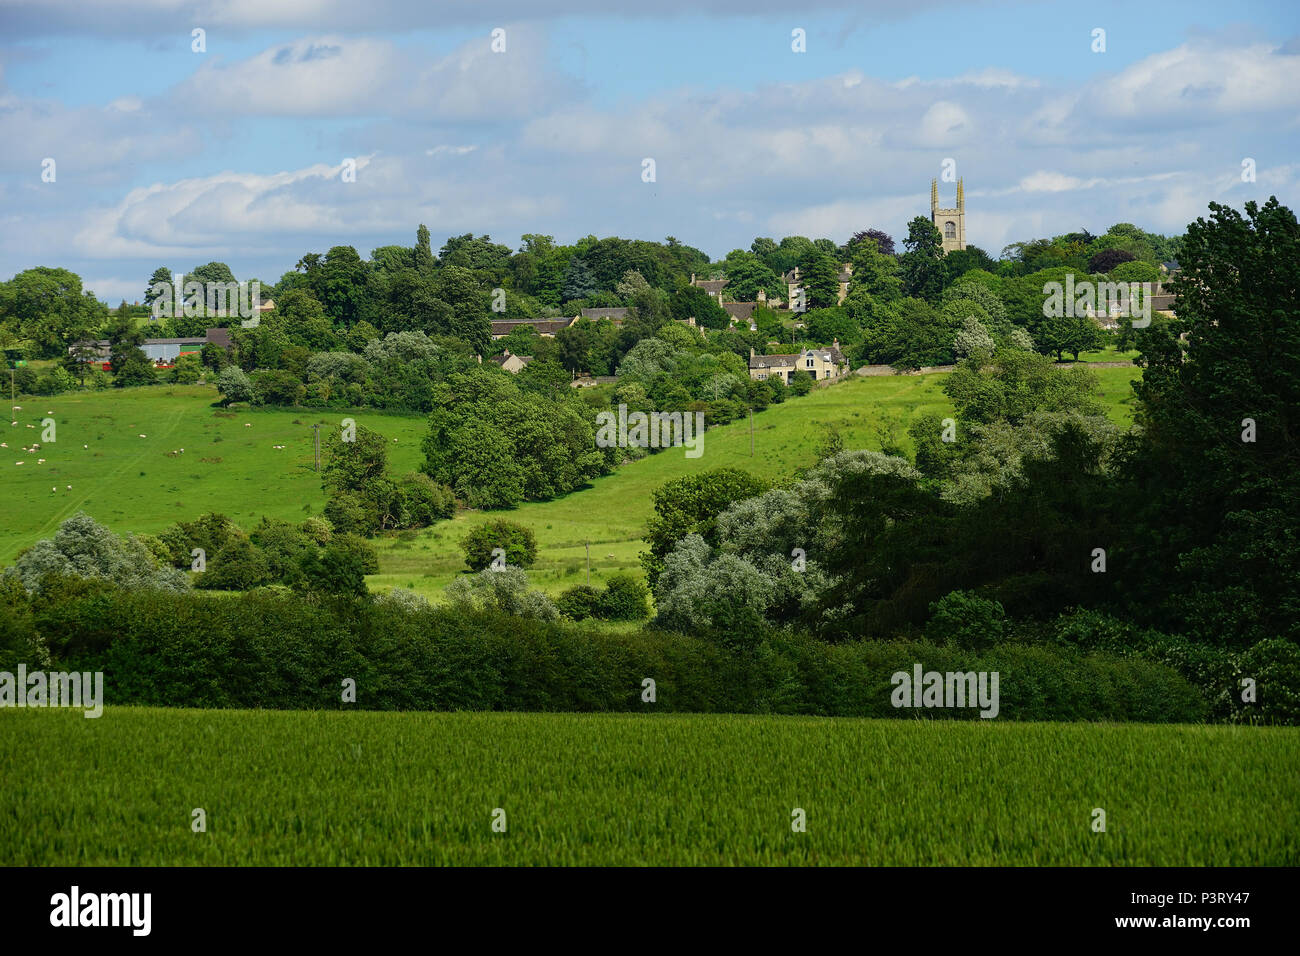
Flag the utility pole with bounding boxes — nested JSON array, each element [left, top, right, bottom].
[[585, 541, 590, 586], [749, 406, 754, 456], [312, 424, 321, 472]]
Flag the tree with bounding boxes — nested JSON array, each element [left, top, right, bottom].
[[445, 566, 559, 620], [1118, 196, 1300, 647], [641, 468, 767, 589], [562, 258, 598, 302], [322, 423, 389, 495], [799, 252, 841, 309], [899, 217, 945, 302], [294, 542, 369, 597], [953, 316, 995, 359], [3, 512, 188, 594], [414, 224, 436, 274], [849, 228, 896, 257], [461, 519, 538, 571], [1088, 249, 1137, 274], [670, 285, 730, 329], [722, 250, 784, 302], [217, 366, 254, 404], [144, 266, 173, 307], [0, 267, 105, 358], [105, 312, 154, 387]]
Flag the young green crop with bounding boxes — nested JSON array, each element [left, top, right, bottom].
[[2, 709, 1294, 866]]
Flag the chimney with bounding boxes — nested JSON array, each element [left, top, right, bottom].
[[749, 348, 755, 359], [690, 273, 696, 284]]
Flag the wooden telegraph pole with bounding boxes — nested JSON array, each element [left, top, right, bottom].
[[313, 424, 321, 472], [750, 406, 754, 456], [585, 541, 590, 586]]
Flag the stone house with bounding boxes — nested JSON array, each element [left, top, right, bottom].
[[748, 343, 847, 383]]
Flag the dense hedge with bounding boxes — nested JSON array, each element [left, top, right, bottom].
[[18, 587, 1209, 721]]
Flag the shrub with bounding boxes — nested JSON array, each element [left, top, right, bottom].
[[330, 533, 379, 575], [461, 519, 537, 572], [196, 538, 272, 590], [295, 543, 369, 597], [557, 584, 602, 621], [598, 573, 651, 621], [217, 366, 254, 405], [21, 586, 1210, 721], [324, 491, 377, 536], [3, 512, 188, 594], [926, 590, 1006, 650], [397, 472, 455, 527], [445, 567, 559, 621], [788, 369, 814, 396]]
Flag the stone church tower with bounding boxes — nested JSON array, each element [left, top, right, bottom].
[[930, 178, 966, 254]]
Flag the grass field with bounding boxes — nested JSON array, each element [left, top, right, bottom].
[[2, 364, 1142, 599], [1, 708, 1293, 866]]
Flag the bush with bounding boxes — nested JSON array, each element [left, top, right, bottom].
[[330, 533, 379, 575], [788, 369, 814, 396], [195, 538, 272, 590], [397, 472, 455, 527], [445, 567, 559, 621], [294, 543, 369, 597], [597, 573, 650, 621], [324, 491, 377, 536], [217, 366, 254, 405], [557, 584, 602, 621], [461, 519, 537, 572], [926, 590, 1006, 650], [253, 369, 306, 406], [20, 585, 1209, 721]]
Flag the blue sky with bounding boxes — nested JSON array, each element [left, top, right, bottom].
[[0, 0, 1296, 302]]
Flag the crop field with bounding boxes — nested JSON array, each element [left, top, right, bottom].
[[2, 365, 1141, 600], [1, 708, 1292, 866]]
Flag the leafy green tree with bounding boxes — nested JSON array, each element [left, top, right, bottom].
[[1118, 197, 1300, 647], [461, 519, 538, 571], [444, 566, 559, 620], [722, 250, 784, 302], [799, 252, 841, 308], [194, 537, 272, 590], [414, 224, 436, 274], [4, 512, 188, 593], [144, 266, 173, 306], [670, 284, 730, 329], [322, 423, 389, 495], [294, 542, 369, 597], [0, 267, 106, 358], [217, 366, 254, 404], [641, 467, 767, 589], [899, 217, 945, 302], [105, 312, 154, 387]]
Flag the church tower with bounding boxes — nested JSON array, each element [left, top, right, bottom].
[[930, 178, 966, 254]]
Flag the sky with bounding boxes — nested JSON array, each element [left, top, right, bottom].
[[0, 0, 1297, 303]]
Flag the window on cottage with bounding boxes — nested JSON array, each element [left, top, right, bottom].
[[944, 221, 956, 238]]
